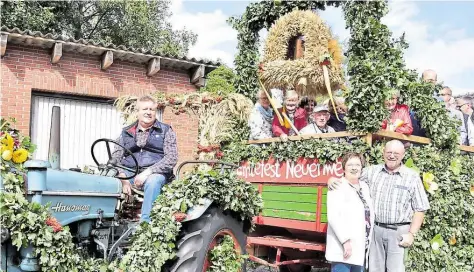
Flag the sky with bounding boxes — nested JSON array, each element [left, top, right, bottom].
[[170, 0, 474, 96]]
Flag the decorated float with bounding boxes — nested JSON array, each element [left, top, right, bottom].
[[1, 1, 474, 272]]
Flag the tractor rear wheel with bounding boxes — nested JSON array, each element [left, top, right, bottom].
[[168, 207, 247, 272]]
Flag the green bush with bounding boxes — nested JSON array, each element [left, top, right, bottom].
[[200, 66, 236, 96]]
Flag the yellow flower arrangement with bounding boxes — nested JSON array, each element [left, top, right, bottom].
[[1, 133, 14, 152], [2, 149, 13, 161], [12, 148, 28, 164]]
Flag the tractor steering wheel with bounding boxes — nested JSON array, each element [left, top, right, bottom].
[[91, 138, 139, 180]]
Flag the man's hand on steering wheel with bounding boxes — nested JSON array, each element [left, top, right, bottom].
[[91, 138, 139, 180]]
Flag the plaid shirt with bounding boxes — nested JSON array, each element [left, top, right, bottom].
[[112, 124, 178, 175], [360, 164, 430, 224]]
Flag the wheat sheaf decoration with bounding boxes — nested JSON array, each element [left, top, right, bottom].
[[260, 10, 344, 97]]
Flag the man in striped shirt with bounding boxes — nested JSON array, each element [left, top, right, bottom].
[[330, 140, 430, 271]]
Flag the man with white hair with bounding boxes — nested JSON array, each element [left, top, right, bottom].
[[456, 97, 474, 146], [330, 140, 430, 272], [440, 87, 470, 145], [422, 69, 437, 84], [300, 105, 336, 134], [457, 97, 473, 120], [113, 94, 178, 222]]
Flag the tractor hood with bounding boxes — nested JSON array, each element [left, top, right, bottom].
[[44, 169, 121, 194]]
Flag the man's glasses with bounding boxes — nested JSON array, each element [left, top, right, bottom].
[[456, 103, 467, 110]]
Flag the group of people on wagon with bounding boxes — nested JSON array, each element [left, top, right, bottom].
[[248, 69, 474, 146]]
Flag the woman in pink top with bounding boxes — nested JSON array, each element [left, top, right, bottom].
[[381, 91, 413, 135]]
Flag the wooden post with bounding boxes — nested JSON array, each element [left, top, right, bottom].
[[146, 57, 161, 77], [51, 42, 63, 64], [101, 51, 113, 70], [365, 133, 373, 146], [1, 34, 8, 57]]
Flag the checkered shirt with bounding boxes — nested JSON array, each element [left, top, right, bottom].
[[360, 164, 430, 224]]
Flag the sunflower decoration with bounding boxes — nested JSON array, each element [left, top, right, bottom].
[[1, 127, 31, 165], [12, 148, 29, 164], [1, 133, 14, 152]]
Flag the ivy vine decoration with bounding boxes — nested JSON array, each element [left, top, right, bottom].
[[115, 170, 263, 272], [404, 146, 474, 271], [208, 235, 247, 272], [223, 138, 370, 165]]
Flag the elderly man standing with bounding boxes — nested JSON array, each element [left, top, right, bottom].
[[421, 69, 437, 84], [300, 105, 335, 134], [330, 140, 430, 271], [456, 97, 474, 146], [113, 94, 178, 222], [440, 87, 470, 145]]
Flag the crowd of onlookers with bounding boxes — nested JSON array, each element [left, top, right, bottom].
[[248, 69, 474, 146]]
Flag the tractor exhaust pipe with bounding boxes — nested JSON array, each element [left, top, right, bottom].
[[48, 106, 61, 169]]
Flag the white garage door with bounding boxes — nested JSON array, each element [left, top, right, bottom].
[[30, 94, 125, 170]]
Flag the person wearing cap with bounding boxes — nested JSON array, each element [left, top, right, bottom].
[[300, 105, 336, 134]]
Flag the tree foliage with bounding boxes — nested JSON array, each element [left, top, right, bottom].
[[0, 0, 197, 56], [200, 66, 236, 96]]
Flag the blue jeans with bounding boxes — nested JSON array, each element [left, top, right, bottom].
[[129, 173, 166, 222], [331, 263, 364, 272]]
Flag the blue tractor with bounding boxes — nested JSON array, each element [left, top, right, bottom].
[[0, 108, 247, 272]]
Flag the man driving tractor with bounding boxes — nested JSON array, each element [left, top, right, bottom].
[[112, 94, 178, 222]]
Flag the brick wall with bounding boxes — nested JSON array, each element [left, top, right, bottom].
[[1, 45, 199, 167]]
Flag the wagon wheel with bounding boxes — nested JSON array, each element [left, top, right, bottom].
[[167, 207, 247, 272]]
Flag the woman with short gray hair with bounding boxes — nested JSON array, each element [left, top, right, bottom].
[[248, 89, 274, 140]]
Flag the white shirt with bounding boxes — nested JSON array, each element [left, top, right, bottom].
[[326, 178, 375, 267], [300, 123, 335, 135]]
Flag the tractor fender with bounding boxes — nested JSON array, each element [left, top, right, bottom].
[[182, 198, 213, 222]]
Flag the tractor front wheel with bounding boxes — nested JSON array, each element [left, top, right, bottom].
[[168, 207, 247, 272]]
